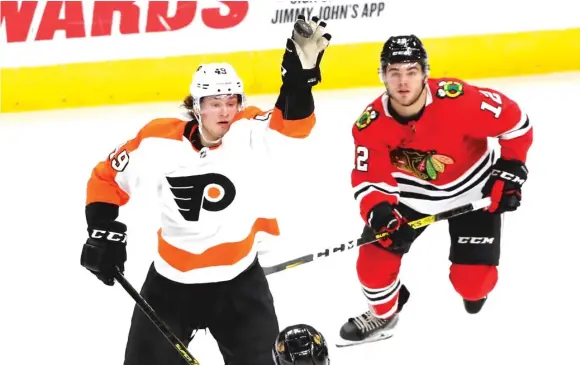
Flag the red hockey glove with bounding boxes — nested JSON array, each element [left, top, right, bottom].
[[368, 203, 418, 255], [481, 158, 528, 214]]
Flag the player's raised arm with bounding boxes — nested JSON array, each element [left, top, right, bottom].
[[269, 15, 331, 138]]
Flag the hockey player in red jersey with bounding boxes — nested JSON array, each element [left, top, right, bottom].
[[338, 35, 533, 347], [80, 16, 331, 365]]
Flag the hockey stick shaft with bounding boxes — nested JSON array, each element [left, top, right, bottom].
[[113, 267, 200, 365], [263, 197, 491, 275]]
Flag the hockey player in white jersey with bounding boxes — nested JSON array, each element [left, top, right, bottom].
[[80, 16, 331, 365]]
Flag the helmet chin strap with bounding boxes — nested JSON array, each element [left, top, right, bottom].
[[193, 110, 222, 146], [198, 120, 222, 145]]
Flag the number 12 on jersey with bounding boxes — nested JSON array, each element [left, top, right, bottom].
[[356, 146, 369, 171], [479, 90, 502, 118]]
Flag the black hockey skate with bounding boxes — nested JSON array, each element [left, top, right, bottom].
[[336, 311, 399, 348], [336, 284, 409, 348], [463, 296, 487, 314]]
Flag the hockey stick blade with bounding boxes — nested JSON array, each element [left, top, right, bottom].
[[263, 198, 491, 276], [113, 267, 200, 365]]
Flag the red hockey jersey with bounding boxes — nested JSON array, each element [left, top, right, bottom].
[[352, 77, 533, 221]]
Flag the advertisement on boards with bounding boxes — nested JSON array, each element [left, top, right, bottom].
[[1, 1, 249, 43], [0, 0, 390, 67], [269, 1, 385, 25], [0, 1, 252, 67], [1, 0, 579, 68]]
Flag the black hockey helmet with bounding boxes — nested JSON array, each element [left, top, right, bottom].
[[272, 324, 330, 365], [380, 34, 429, 75]]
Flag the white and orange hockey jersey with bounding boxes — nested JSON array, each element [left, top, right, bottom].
[[86, 106, 315, 284]]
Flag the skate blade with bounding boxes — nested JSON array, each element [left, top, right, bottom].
[[335, 331, 394, 348]]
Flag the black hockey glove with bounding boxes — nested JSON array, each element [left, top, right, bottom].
[[481, 158, 528, 214], [280, 15, 331, 88], [80, 220, 127, 286], [368, 203, 418, 255]]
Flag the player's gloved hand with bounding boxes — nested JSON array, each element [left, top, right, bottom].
[[481, 158, 528, 214], [281, 15, 331, 87], [368, 203, 418, 255], [80, 220, 127, 286]]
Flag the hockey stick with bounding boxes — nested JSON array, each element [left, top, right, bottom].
[[113, 267, 200, 365], [262, 197, 491, 276]]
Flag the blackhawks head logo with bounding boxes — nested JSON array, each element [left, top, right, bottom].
[[355, 106, 380, 130], [390, 147, 455, 181], [436, 81, 464, 99]]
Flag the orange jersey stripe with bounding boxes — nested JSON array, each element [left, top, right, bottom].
[[86, 118, 186, 206], [158, 217, 280, 272], [269, 107, 316, 138]]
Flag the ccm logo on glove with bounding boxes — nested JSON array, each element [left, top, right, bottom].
[[490, 169, 526, 185], [89, 229, 127, 243], [482, 158, 528, 214]]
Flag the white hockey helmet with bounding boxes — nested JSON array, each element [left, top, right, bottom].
[[189, 62, 247, 120]]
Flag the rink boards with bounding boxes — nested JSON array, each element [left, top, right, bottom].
[[1, 0, 579, 113]]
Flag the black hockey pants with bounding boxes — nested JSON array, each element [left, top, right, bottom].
[[123, 258, 279, 365]]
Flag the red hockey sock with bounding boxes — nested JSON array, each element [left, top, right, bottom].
[[449, 264, 498, 301], [357, 244, 403, 317]]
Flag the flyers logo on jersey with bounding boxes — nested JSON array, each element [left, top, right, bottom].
[[166, 173, 236, 221], [436, 81, 464, 99], [355, 106, 380, 130]]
